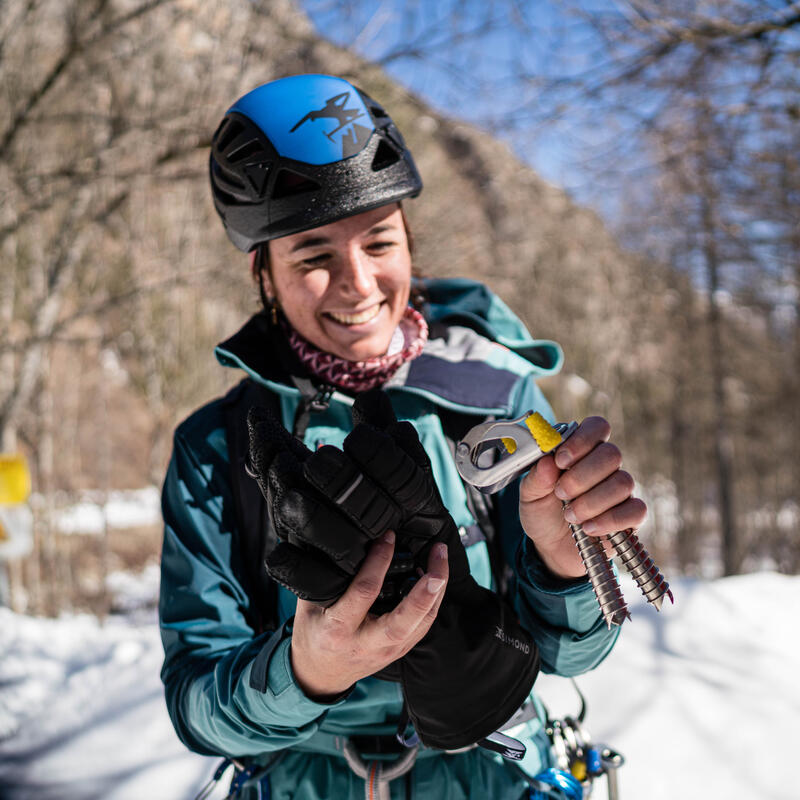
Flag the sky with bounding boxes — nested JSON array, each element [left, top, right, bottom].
[[299, 0, 617, 201], [299, 0, 800, 249]]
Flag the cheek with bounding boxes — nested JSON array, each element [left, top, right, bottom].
[[383, 259, 412, 302], [275, 271, 330, 310]]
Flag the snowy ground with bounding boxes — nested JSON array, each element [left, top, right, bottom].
[[1, 571, 798, 800]]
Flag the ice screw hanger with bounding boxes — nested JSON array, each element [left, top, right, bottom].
[[455, 412, 673, 628]]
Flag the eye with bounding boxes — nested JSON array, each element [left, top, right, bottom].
[[299, 253, 331, 268], [366, 240, 396, 254]]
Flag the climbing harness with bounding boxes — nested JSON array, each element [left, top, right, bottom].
[[342, 738, 419, 800]]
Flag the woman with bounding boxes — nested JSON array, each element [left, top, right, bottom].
[[159, 74, 647, 799]]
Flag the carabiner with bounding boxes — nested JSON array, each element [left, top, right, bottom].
[[455, 414, 578, 494]]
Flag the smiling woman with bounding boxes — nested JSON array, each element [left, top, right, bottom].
[[159, 73, 646, 800], [264, 205, 415, 362]]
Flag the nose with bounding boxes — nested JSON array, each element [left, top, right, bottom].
[[337, 247, 376, 298]]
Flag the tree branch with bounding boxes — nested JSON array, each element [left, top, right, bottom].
[[0, 0, 173, 159]]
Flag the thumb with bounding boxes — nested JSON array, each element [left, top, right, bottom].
[[519, 453, 561, 504]]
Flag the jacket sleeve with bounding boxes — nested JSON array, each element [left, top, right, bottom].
[[496, 375, 620, 676], [159, 409, 347, 757]]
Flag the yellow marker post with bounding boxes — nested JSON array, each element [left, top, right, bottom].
[[0, 454, 32, 506]]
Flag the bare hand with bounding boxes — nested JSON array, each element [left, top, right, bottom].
[[519, 416, 647, 579], [289, 531, 449, 699]]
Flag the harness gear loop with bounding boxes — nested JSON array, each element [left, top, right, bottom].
[[342, 739, 418, 800]]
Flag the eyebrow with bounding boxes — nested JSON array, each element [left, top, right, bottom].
[[365, 223, 396, 236], [289, 223, 399, 254], [290, 236, 330, 254]]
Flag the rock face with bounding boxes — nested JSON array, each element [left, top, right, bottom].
[[2, 0, 675, 490]]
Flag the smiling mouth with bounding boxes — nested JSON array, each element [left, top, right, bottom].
[[325, 304, 382, 325]]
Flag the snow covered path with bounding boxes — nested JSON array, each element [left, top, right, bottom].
[[1, 573, 798, 800], [0, 611, 219, 800]]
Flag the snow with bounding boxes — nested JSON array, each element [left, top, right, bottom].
[[46, 488, 161, 536], [1, 572, 798, 800]]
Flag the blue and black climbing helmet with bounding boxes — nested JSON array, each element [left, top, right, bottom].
[[210, 74, 423, 251]]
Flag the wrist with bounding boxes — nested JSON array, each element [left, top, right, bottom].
[[527, 533, 587, 580], [289, 642, 354, 701]]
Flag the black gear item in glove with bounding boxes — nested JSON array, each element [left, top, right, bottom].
[[346, 390, 541, 752], [246, 404, 404, 605]]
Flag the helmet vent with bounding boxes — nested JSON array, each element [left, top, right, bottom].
[[371, 139, 400, 171], [216, 118, 245, 153], [370, 104, 389, 119], [244, 162, 272, 197], [212, 159, 246, 192], [272, 169, 321, 199], [227, 139, 264, 164]]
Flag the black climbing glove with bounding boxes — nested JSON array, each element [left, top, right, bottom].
[[246, 404, 439, 607], [345, 390, 541, 752], [247, 393, 540, 752], [246, 405, 404, 605]]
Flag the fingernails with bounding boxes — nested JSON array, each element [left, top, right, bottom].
[[555, 449, 572, 469], [563, 506, 578, 524], [427, 577, 446, 594], [581, 521, 597, 534], [434, 543, 447, 560], [553, 485, 568, 501], [382, 530, 395, 544]]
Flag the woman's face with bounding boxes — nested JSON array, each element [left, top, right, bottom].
[[264, 204, 412, 362]]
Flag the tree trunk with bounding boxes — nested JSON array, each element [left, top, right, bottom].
[[699, 191, 739, 575]]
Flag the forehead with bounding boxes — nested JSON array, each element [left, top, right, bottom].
[[273, 204, 403, 251]]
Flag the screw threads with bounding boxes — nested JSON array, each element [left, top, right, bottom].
[[568, 519, 631, 628], [606, 529, 673, 611]]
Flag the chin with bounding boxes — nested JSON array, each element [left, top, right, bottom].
[[336, 337, 391, 362]]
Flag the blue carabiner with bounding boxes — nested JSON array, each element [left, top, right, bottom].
[[528, 768, 584, 800]]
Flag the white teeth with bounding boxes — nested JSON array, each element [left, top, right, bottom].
[[327, 305, 380, 325]]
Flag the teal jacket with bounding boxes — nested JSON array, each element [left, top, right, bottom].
[[159, 279, 619, 800]]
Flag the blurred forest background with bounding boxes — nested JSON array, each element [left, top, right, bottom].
[[0, 0, 798, 616]]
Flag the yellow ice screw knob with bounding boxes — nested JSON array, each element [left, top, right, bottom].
[[0, 453, 31, 505], [524, 412, 562, 452], [571, 761, 588, 781]]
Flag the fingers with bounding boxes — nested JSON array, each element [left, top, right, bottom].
[[553, 416, 611, 470], [351, 388, 397, 429], [551, 418, 646, 535], [330, 530, 398, 627], [554, 441, 623, 501], [247, 405, 309, 473], [343, 426, 424, 504], [519, 453, 560, 503], [531, 415, 647, 536], [520, 419, 612, 503], [265, 540, 351, 604], [565, 495, 648, 536], [302, 446, 401, 538], [371, 542, 449, 650]]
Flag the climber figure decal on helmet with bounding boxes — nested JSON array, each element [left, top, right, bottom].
[[290, 92, 372, 158], [227, 75, 375, 166]]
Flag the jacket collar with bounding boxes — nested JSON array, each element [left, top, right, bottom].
[[214, 279, 563, 414]]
